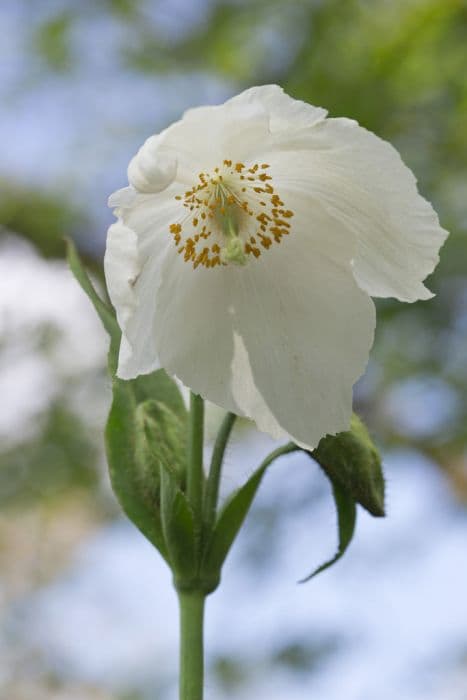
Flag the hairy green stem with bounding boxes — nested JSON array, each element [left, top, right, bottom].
[[204, 412, 237, 531], [178, 591, 205, 700], [187, 392, 205, 527], [259, 442, 301, 470]]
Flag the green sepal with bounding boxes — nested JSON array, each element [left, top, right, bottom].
[[105, 383, 168, 559], [135, 400, 187, 484], [127, 371, 186, 421], [299, 480, 356, 583], [113, 399, 188, 542], [105, 380, 186, 560], [309, 413, 385, 517], [160, 465, 197, 589]]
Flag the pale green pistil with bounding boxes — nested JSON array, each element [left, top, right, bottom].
[[220, 208, 247, 266]]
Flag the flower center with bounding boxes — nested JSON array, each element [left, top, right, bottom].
[[168, 160, 294, 269]]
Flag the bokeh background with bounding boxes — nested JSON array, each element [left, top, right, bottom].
[[1, 1, 467, 698]]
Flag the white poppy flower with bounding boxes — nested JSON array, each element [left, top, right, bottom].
[[104, 85, 447, 449]]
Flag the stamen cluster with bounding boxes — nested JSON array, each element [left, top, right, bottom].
[[169, 160, 294, 269]]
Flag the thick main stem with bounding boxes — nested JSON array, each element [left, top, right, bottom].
[[178, 591, 205, 700], [179, 393, 206, 699]]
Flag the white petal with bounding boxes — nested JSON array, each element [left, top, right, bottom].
[[105, 86, 446, 449], [262, 117, 448, 302], [225, 84, 328, 133], [131, 246, 295, 441], [118, 86, 325, 199], [230, 203, 375, 448], [164, 98, 271, 171], [144, 199, 374, 449], [152, 249, 239, 411], [230, 331, 288, 440], [104, 204, 173, 379], [168, 84, 326, 169], [104, 221, 163, 377], [108, 186, 138, 209], [121, 103, 271, 192], [127, 134, 178, 193], [104, 221, 140, 332], [118, 184, 181, 247]]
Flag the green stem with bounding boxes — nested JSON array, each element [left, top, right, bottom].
[[259, 442, 301, 471], [178, 591, 205, 700], [187, 392, 205, 526], [204, 412, 237, 531]]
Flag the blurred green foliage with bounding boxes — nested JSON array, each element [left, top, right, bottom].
[[0, 182, 88, 259], [211, 635, 338, 691], [0, 401, 98, 508], [34, 10, 73, 72]]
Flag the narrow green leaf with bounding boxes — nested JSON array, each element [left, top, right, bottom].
[[66, 237, 121, 374], [299, 481, 357, 583], [203, 463, 268, 576], [66, 237, 119, 340], [202, 444, 298, 577], [310, 414, 385, 517]]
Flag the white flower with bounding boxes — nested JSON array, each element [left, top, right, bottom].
[[104, 85, 447, 449]]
